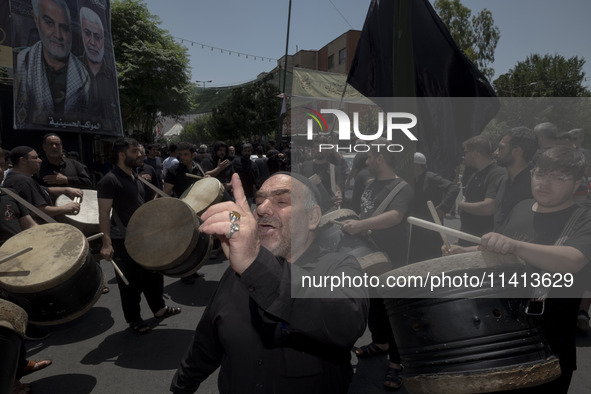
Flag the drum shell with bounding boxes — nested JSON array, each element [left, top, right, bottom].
[[125, 198, 212, 278], [180, 177, 224, 216], [0, 299, 27, 394], [318, 209, 391, 276], [6, 252, 104, 325], [380, 252, 561, 393], [0, 223, 104, 325], [55, 189, 105, 234]]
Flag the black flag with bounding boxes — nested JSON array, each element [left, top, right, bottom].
[[347, 0, 499, 180]]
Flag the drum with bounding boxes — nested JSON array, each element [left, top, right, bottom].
[[125, 198, 212, 278], [378, 251, 561, 393], [56, 189, 106, 234], [0, 299, 27, 394], [318, 209, 391, 276], [180, 177, 224, 216], [0, 223, 104, 325]]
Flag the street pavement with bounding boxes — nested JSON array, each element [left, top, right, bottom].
[[17, 246, 591, 393]]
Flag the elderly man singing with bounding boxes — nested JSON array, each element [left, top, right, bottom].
[[171, 172, 368, 393]]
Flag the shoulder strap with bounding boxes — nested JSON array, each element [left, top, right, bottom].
[[555, 206, 586, 246], [527, 206, 586, 315], [371, 179, 408, 217], [0, 187, 57, 224]]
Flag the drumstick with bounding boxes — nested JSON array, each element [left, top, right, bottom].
[[86, 233, 104, 242], [101, 259, 130, 286], [407, 216, 481, 245], [185, 173, 204, 180], [73, 196, 81, 204], [329, 219, 344, 227], [427, 201, 451, 249], [0, 246, 33, 265]]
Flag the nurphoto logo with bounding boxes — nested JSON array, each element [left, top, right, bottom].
[[305, 108, 418, 153]]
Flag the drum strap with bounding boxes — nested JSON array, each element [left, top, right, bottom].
[[0, 187, 57, 224], [526, 206, 586, 315], [194, 162, 206, 177], [371, 179, 409, 217], [137, 175, 169, 198]]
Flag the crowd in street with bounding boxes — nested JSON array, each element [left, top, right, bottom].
[[1, 123, 591, 393]]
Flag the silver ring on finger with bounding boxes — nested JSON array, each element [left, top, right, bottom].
[[229, 211, 241, 224], [226, 222, 240, 239]]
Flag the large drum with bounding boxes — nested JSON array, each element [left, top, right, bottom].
[[180, 177, 224, 216], [0, 223, 104, 325], [56, 189, 106, 234], [378, 251, 561, 393], [125, 198, 212, 277], [318, 209, 391, 276], [0, 299, 27, 394]]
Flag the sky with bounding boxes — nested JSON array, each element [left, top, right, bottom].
[[140, 0, 591, 88]]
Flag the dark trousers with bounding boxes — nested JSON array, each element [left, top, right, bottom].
[[368, 297, 401, 364], [112, 239, 165, 323]]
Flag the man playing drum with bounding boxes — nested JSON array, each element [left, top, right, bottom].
[[163, 142, 206, 198], [97, 138, 181, 334], [170, 173, 368, 393], [446, 145, 591, 392], [2, 146, 82, 219]]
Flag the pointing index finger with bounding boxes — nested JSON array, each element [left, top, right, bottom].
[[231, 173, 250, 212]]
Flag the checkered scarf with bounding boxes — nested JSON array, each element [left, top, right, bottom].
[[15, 41, 89, 127]]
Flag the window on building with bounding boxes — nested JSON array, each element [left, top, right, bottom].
[[328, 54, 334, 69], [339, 48, 346, 65]]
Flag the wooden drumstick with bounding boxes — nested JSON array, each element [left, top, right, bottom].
[[86, 233, 104, 242], [73, 196, 81, 203], [427, 201, 451, 249], [407, 216, 481, 245], [102, 259, 130, 286], [0, 246, 33, 265], [185, 173, 204, 180]]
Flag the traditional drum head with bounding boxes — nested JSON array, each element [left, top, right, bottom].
[[55, 189, 106, 234], [318, 208, 359, 228], [180, 177, 224, 215], [0, 299, 27, 338], [0, 223, 89, 293], [125, 198, 203, 271]]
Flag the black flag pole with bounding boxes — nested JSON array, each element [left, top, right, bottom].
[[278, 0, 292, 147]]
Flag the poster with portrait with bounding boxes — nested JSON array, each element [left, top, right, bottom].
[[10, 0, 123, 136]]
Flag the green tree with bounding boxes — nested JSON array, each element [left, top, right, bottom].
[[434, 0, 500, 80], [493, 54, 591, 97], [180, 114, 214, 144], [111, 0, 192, 141], [208, 82, 281, 143]]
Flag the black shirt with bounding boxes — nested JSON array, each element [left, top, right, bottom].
[[359, 177, 413, 266], [460, 163, 504, 243], [170, 245, 368, 394], [493, 167, 532, 232], [232, 156, 259, 198], [201, 157, 234, 184], [3, 171, 52, 208], [413, 171, 460, 219], [164, 161, 206, 197], [0, 192, 30, 246], [143, 156, 163, 189], [36, 157, 92, 189], [97, 166, 145, 238], [136, 162, 159, 201], [501, 200, 591, 372]]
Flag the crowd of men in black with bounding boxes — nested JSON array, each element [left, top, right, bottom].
[[1, 123, 591, 393]]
